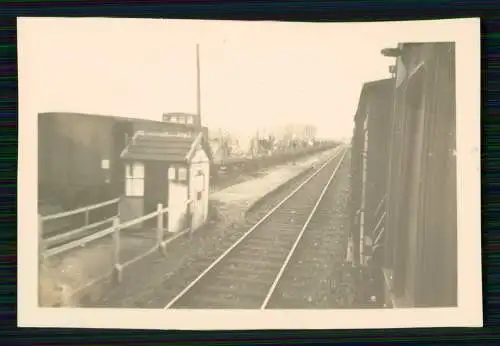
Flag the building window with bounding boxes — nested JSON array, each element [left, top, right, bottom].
[[125, 162, 145, 197], [186, 116, 193, 125], [170, 116, 177, 123]]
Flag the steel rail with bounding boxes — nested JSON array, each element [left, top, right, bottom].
[[260, 149, 347, 309], [163, 145, 345, 309]]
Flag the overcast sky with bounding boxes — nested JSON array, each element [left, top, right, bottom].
[[28, 18, 410, 140]]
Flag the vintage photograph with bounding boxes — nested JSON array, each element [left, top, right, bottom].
[[18, 17, 481, 329]]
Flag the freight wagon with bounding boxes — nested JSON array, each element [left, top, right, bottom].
[[349, 78, 394, 279], [349, 42, 457, 308], [38, 111, 335, 215], [38, 112, 212, 213]]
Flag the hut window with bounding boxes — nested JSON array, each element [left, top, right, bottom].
[[125, 162, 145, 197], [168, 167, 176, 181], [178, 167, 187, 181], [195, 171, 205, 200], [168, 166, 188, 182]]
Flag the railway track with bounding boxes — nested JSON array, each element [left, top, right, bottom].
[[163, 146, 348, 309], [264, 151, 352, 309]]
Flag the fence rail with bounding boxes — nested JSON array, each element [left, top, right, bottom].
[[40, 197, 120, 222], [39, 199, 193, 307], [44, 216, 116, 249], [39, 197, 121, 256]]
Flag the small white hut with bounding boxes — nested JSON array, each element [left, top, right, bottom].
[[119, 131, 210, 233]]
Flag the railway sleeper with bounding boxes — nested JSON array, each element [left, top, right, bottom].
[[236, 248, 288, 260], [215, 273, 274, 287], [217, 265, 278, 280], [220, 261, 281, 276], [178, 293, 259, 309], [256, 214, 310, 226], [198, 282, 269, 300], [226, 256, 283, 268], [242, 238, 295, 249]]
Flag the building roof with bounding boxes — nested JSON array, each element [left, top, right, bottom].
[[120, 131, 203, 163]]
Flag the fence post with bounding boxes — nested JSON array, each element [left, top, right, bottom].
[[112, 217, 123, 283], [38, 215, 46, 260], [187, 200, 194, 239], [157, 203, 166, 255], [38, 215, 45, 307], [84, 209, 89, 226]]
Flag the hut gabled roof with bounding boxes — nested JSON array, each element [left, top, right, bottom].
[[120, 131, 204, 163]]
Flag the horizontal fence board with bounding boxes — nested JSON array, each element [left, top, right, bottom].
[[41, 198, 120, 222], [43, 223, 117, 259], [44, 216, 116, 248]]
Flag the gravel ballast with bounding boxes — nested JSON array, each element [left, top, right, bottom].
[[264, 153, 354, 309]]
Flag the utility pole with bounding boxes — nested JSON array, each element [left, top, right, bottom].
[[196, 43, 202, 129]]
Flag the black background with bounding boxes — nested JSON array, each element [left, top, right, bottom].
[[0, 0, 495, 344]]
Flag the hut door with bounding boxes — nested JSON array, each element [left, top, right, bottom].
[[144, 162, 168, 227], [191, 170, 207, 230], [167, 166, 189, 233]]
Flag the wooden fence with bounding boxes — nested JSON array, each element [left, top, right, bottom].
[[40, 197, 120, 258], [39, 198, 193, 306]]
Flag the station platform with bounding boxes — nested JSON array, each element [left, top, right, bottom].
[[209, 147, 340, 226], [39, 146, 341, 307]]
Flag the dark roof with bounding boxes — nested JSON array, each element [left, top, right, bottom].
[[40, 111, 202, 128], [39, 111, 214, 162], [121, 132, 199, 163], [354, 78, 394, 123], [360, 78, 394, 96], [39, 111, 159, 124], [163, 112, 198, 117]]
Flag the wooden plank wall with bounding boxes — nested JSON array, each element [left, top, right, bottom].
[[349, 94, 367, 264], [383, 43, 457, 307], [365, 80, 394, 244], [417, 43, 457, 307]]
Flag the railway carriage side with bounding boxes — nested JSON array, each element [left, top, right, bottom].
[[38, 112, 213, 211], [349, 80, 394, 257], [38, 113, 124, 211], [350, 42, 457, 308], [348, 78, 394, 306], [382, 42, 457, 308]]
